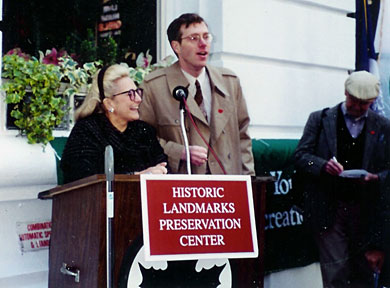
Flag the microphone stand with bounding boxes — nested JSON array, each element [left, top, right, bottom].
[[173, 86, 191, 175], [179, 106, 191, 175], [104, 145, 114, 288]]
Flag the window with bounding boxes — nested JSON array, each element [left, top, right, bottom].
[[2, 0, 156, 66]]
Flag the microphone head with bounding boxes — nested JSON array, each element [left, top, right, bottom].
[[173, 86, 188, 102], [104, 145, 114, 181]]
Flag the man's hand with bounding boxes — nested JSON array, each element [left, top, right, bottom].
[[324, 158, 344, 176], [181, 145, 208, 166], [364, 172, 379, 182], [365, 250, 384, 272]]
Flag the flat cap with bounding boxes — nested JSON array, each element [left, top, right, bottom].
[[345, 71, 380, 100]]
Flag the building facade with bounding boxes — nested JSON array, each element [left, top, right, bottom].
[[0, 0, 355, 287]]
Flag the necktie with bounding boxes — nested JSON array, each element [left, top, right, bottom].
[[194, 80, 208, 120], [194, 80, 203, 106]]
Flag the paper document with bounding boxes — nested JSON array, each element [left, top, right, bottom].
[[339, 169, 368, 178]]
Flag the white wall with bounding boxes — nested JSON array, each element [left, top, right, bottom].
[[158, 0, 355, 139], [0, 135, 55, 287], [0, 199, 51, 287], [0, 137, 58, 200]]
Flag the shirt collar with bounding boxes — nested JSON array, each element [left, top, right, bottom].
[[181, 68, 206, 86]]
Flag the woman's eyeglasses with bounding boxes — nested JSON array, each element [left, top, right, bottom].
[[112, 88, 143, 101]]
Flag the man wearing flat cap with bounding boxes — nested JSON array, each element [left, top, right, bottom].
[[294, 71, 390, 287]]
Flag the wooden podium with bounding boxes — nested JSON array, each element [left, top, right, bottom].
[[39, 175, 273, 288]]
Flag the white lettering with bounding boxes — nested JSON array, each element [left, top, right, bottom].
[[159, 218, 241, 231], [162, 202, 235, 214], [270, 170, 292, 195], [171, 187, 225, 198], [265, 207, 304, 230], [179, 234, 225, 246]]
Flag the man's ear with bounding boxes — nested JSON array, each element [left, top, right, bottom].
[[171, 41, 181, 55]]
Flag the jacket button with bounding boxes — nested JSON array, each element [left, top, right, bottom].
[[175, 119, 179, 124], [227, 153, 231, 159]]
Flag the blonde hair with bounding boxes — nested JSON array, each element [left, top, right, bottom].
[[75, 64, 131, 120]]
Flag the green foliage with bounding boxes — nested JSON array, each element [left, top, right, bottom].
[[128, 50, 175, 84], [79, 28, 98, 64], [99, 37, 118, 66], [1, 48, 173, 145], [2, 54, 66, 145], [66, 29, 119, 66], [58, 56, 102, 99]]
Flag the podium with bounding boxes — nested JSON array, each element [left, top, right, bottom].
[[39, 175, 273, 287]]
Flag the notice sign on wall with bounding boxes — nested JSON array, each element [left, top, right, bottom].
[[16, 220, 51, 253], [140, 174, 258, 261]]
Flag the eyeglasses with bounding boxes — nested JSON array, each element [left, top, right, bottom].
[[180, 33, 213, 44], [112, 88, 143, 101]]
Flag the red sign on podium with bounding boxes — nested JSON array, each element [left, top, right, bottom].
[[140, 174, 258, 261]]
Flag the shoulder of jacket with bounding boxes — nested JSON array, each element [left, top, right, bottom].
[[309, 107, 330, 119], [133, 119, 152, 129], [382, 116, 390, 127], [208, 65, 238, 78], [75, 114, 97, 127], [143, 68, 167, 83], [75, 114, 106, 133], [221, 67, 237, 77], [370, 110, 390, 126]]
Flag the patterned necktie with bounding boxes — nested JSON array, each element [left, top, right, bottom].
[[194, 80, 203, 106], [194, 80, 208, 120]]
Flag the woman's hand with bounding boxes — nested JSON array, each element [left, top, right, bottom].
[[137, 162, 168, 175]]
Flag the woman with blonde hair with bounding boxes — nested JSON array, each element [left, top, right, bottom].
[[61, 64, 168, 183]]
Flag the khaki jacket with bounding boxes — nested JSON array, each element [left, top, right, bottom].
[[139, 62, 255, 175]]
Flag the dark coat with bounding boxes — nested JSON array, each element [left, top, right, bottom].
[[294, 103, 390, 249], [60, 113, 168, 184]]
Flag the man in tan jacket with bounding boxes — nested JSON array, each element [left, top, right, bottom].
[[139, 13, 254, 175]]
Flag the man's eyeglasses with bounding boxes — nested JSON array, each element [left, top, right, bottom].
[[180, 33, 213, 44], [112, 88, 143, 101]]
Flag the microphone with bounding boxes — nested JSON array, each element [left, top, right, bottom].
[[173, 86, 188, 109], [105, 145, 114, 181], [172, 86, 191, 174]]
